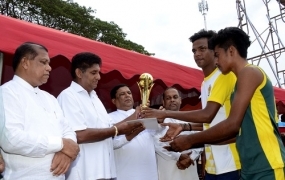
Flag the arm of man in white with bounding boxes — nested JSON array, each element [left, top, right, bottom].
[[153, 126, 181, 161], [109, 115, 130, 149], [0, 124, 63, 157], [54, 99, 77, 142], [183, 147, 203, 161], [0, 88, 63, 157], [113, 135, 129, 149]]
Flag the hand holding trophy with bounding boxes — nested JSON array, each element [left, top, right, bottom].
[[137, 73, 154, 108], [131, 73, 158, 130]]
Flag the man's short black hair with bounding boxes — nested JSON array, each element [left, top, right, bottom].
[[162, 87, 181, 100], [71, 52, 102, 79], [189, 29, 216, 44], [13, 42, 48, 71], [208, 27, 251, 58], [110, 84, 129, 99]]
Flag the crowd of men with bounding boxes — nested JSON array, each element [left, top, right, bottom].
[[0, 26, 284, 180]]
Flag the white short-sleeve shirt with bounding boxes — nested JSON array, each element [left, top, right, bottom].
[[57, 81, 116, 180]]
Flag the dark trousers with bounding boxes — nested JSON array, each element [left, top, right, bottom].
[[205, 170, 240, 180]]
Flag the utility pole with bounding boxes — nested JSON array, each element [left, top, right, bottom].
[[198, 0, 209, 30]]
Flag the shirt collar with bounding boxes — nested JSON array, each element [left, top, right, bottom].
[[70, 81, 97, 96], [13, 75, 40, 94], [204, 67, 219, 81], [117, 108, 135, 116]]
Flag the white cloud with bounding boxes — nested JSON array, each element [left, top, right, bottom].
[[74, 0, 285, 87]]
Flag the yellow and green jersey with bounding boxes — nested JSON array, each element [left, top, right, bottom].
[[233, 65, 285, 174]]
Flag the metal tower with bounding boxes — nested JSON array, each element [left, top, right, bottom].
[[198, 0, 209, 30], [236, 0, 285, 88]]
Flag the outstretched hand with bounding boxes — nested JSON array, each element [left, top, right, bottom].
[[163, 134, 193, 152], [160, 123, 183, 142], [141, 106, 166, 123]]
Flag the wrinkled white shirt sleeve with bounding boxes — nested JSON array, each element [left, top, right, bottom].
[[154, 126, 203, 162], [109, 112, 130, 149], [53, 97, 77, 142], [112, 135, 129, 149], [0, 86, 68, 157], [153, 126, 181, 161], [189, 145, 203, 161]]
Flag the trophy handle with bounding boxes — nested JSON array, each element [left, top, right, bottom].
[[137, 82, 143, 102], [149, 83, 154, 92], [147, 83, 154, 105]]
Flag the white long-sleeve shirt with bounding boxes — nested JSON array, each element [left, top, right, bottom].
[[0, 76, 76, 180], [109, 109, 158, 180], [154, 118, 203, 180], [57, 81, 116, 180]]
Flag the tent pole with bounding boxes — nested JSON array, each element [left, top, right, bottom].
[[0, 53, 3, 84]]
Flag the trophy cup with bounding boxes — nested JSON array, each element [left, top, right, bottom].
[[137, 73, 154, 108]]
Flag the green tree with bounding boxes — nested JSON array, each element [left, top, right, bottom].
[[0, 0, 154, 55]]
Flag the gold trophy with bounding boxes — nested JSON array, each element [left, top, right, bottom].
[[137, 73, 154, 108]]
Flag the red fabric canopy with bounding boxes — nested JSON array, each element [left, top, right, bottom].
[[0, 15, 284, 113], [0, 15, 202, 89]]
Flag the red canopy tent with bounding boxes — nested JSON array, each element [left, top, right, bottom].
[[0, 15, 284, 113]]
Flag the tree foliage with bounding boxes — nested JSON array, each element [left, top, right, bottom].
[[0, 0, 154, 56]]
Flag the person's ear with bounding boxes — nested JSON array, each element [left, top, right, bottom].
[[75, 68, 82, 79], [20, 57, 29, 70], [111, 98, 116, 105], [229, 45, 236, 56]]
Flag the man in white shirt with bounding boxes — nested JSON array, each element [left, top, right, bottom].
[[108, 84, 158, 180], [154, 87, 202, 180], [0, 42, 79, 180], [57, 52, 142, 180]]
